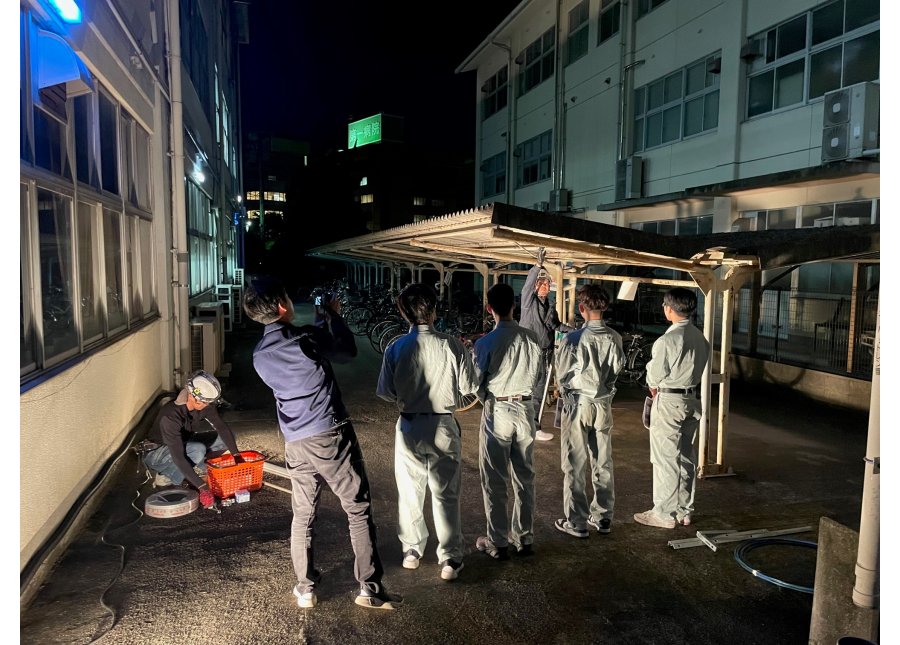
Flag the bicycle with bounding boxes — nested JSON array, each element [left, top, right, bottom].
[[618, 332, 656, 386]]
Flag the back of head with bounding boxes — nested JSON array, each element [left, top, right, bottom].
[[397, 283, 437, 325], [243, 276, 288, 324], [187, 370, 221, 403], [487, 283, 515, 317], [664, 287, 698, 316], [577, 284, 610, 313]]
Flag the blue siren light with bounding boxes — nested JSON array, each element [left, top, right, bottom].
[[48, 0, 82, 23]]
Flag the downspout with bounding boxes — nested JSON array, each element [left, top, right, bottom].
[[552, 0, 564, 191], [490, 40, 515, 205], [853, 299, 879, 608], [165, 0, 190, 385], [617, 0, 641, 162]]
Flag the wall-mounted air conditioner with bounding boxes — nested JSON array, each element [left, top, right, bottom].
[[190, 319, 221, 374], [615, 156, 643, 201], [550, 189, 571, 212], [821, 81, 879, 163]]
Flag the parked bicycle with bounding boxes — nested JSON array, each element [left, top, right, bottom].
[[617, 331, 656, 386]]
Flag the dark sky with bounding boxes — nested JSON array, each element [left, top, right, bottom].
[[239, 0, 521, 157]]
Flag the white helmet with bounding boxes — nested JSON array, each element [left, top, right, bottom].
[[187, 370, 221, 403]]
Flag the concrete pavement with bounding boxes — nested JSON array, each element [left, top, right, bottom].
[[20, 303, 871, 644]]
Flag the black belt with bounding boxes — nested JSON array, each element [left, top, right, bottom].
[[400, 412, 452, 420], [658, 387, 700, 398], [493, 395, 532, 402]]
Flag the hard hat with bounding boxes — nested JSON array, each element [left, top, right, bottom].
[[187, 370, 221, 403]]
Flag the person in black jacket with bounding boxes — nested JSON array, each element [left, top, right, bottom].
[[243, 275, 402, 611], [144, 370, 240, 508], [518, 249, 573, 440]]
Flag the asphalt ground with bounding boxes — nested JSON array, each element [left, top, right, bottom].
[[20, 303, 871, 644]]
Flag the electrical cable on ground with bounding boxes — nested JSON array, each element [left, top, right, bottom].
[[733, 537, 817, 594], [87, 464, 151, 644]]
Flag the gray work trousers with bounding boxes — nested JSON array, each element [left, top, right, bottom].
[[478, 399, 536, 549], [394, 414, 464, 563], [284, 422, 383, 593], [649, 394, 701, 521], [531, 349, 553, 427], [559, 397, 615, 529]]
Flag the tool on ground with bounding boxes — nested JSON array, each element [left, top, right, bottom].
[[145, 489, 199, 518], [668, 525, 812, 551]]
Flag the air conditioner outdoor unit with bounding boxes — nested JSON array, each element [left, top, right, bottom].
[[615, 156, 643, 201], [190, 319, 221, 374], [194, 302, 225, 357], [821, 81, 879, 163], [550, 188, 571, 212]]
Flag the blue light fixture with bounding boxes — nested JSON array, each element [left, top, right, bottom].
[[48, 0, 82, 24]]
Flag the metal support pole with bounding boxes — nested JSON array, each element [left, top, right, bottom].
[[716, 286, 734, 468], [438, 264, 445, 301], [853, 299, 879, 608], [846, 262, 860, 373], [567, 275, 577, 325], [698, 279, 716, 478]]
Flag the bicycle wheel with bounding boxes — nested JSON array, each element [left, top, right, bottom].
[[379, 324, 406, 354], [457, 392, 480, 412], [628, 345, 651, 386]]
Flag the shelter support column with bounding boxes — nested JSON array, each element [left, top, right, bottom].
[[550, 264, 565, 322], [437, 264, 445, 301], [473, 262, 490, 319]]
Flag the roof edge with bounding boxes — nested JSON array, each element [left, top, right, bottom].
[[455, 0, 533, 74]]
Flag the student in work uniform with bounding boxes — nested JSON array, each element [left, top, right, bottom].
[[552, 284, 625, 538], [634, 287, 710, 530], [472, 283, 543, 560], [376, 283, 478, 582]]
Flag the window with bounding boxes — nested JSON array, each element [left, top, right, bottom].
[[77, 202, 103, 343], [566, 1, 590, 66], [517, 131, 552, 187], [73, 94, 99, 189], [413, 197, 426, 206], [126, 215, 141, 323], [222, 99, 231, 168], [634, 54, 720, 151], [186, 180, 215, 296], [746, 0, 878, 117], [34, 85, 71, 179], [99, 91, 119, 194], [360, 194, 374, 204], [481, 152, 506, 198], [103, 208, 127, 331], [637, 0, 669, 19], [519, 29, 555, 96], [482, 66, 508, 120], [739, 199, 877, 231], [37, 188, 78, 362], [598, 0, 621, 44], [139, 218, 155, 316], [134, 124, 151, 210], [264, 192, 286, 202], [21, 184, 35, 371], [630, 215, 713, 235], [246, 190, 259, 201]]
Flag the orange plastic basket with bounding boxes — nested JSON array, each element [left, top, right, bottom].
[[206, 450, 265, 499]]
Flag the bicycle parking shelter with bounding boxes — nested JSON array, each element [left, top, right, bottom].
[[308, 201, 879, 478]]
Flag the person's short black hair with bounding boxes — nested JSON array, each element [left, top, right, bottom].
[[577, 284, 610, 313], [397, 283, 437, 325], [664, 287, 698, 316], [487, 283, 515, 317], [243, 276, 289, 324]]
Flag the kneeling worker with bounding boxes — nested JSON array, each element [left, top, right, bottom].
[[143, 370, 240, 509]]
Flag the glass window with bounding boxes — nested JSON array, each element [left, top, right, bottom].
[[703, 91, 719, 130], [519, 29, 555, 96], [835, 201, 872, 226], [658, 220, 676, 236], [678, 217, 698, 235], [21, 184, 35, 370], [140, 218, 156, 316], [99, 92, 119, 194], [77, 202, 103, 342], [765, 208, 796, 229], [20, 10, 32, 164], [664, 72, 682, 102], [801, 203, 834, 228], [812, 0, 843, 46], [34, 99, 71, 179], [661, 105, 681, 143], [103, 208, 127, 331], [517, 130, 552, 187], [776, 15, 807, 58], [566, 0, 590, 66], [121, 112, 136, 205], [482, 66, 508, 120], [599, 0, 620, 44], [683, 97, 704, 137], [37, 188, 78, 361], [842, 31, 879, 87], [686, 62, 706, 95], [809, 45, 843, 99], [845, 0, 879, 32], [74, 95, 99, 189], [126, 215, 141, 322], [481, 152, 506, 198], [134, 125, 152, 210], [748, 71, 775, 117], [774, 59, 805, 109]]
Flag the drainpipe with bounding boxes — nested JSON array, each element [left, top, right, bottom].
[[617, 0, 641, 161], [552, 0, 564, 191], [165, 0, 190, 386], [491, 40, 515, 205], [853, 300, 879, 608]]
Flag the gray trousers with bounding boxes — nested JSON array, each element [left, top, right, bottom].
[[478, 399, 536, 548], [531, 349, 553, 427], [284, 422, 383, 593], [394, 415, 463, 563], [649, 394, 701, 521], [560, 397, 615, 529]]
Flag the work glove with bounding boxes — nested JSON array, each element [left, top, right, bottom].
[[198, 486, 215, 509], [537, 247, 546, 266]]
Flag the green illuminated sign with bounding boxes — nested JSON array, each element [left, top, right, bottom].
[[348, 114, 383, 149]]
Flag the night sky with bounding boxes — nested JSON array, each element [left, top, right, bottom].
[[239, 0, 522, 157]]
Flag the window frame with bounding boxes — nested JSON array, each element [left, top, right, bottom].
[[518, 28, 556, 97], [598, 0, 621, 45], [482, 65, 509, 120], [480, 151, 507, 199], [630, 214, 713, 235], [566, 0, 590, 66], [516, 130, 553, 188], [745, 1, 879, 120]]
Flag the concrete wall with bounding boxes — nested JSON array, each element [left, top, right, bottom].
[[731, 355, 871, 411], [20, 322, 165, 569]]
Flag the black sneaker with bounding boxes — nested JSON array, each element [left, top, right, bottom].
[[514, 543, 534, 557], [554, 519, 589, 538], [439, 559, 464, 581], [588, 517, 612, 534], [355, 583, 403, 610]]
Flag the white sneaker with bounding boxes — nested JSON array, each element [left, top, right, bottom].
[[535, 430, 553, 441], [293, 586, 317, 608], [439, 560, 464, 581], [633, 510, 676, 529], [678, 514, 692, 527], [402, 549, 422, 570], [153, 473, 173, 487]]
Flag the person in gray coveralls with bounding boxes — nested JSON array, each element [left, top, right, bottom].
[[634, 287, 710, 530], [376, 283, 478, 581], [552, 284, 625, 539], [472, 283, 543, 560]]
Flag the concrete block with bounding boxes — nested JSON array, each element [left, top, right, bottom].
[[808, 517, 879, 644]]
